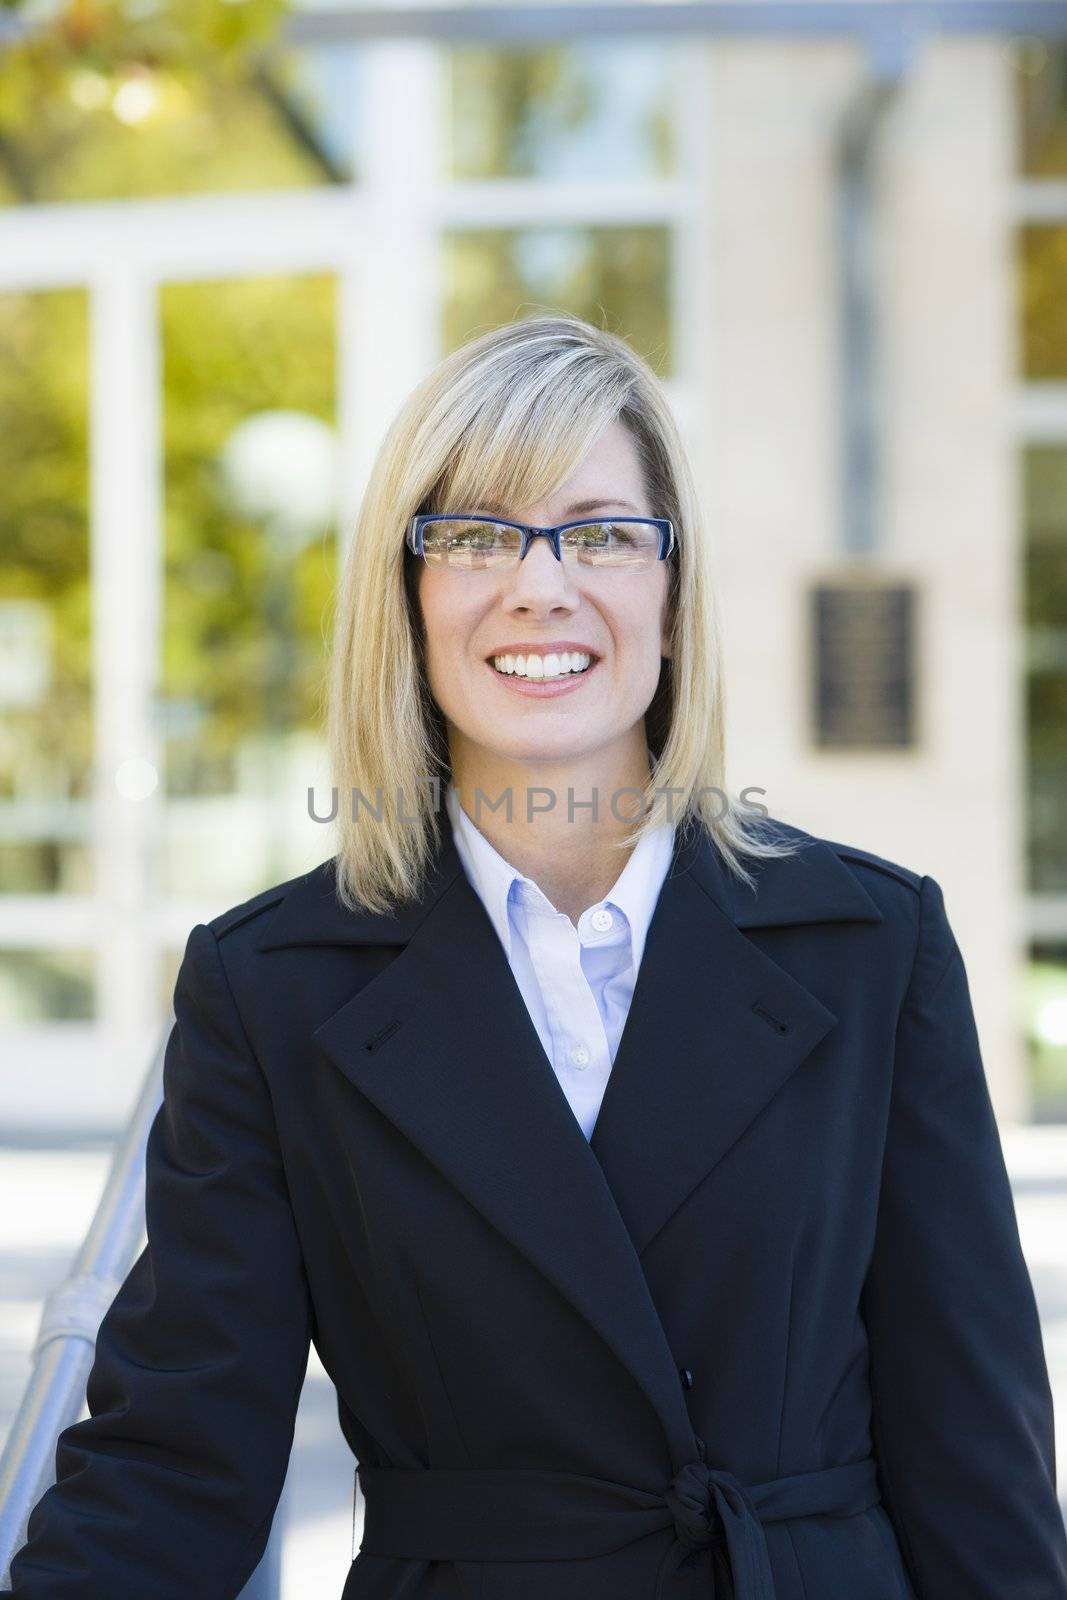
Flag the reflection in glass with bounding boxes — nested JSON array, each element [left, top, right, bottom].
[[445, 41, 675, 181], [160, 274, 337, 900], [443, 226, 672, 376], [1025, 446, 1067, 894], [1016, 39, 1067, 179], [1025, 944, 1067, 1120], [0, 289, 92, 896], [0, 950, 95, 1023], [1019, 225, 1067, 379], [0, 42, 359, 207]]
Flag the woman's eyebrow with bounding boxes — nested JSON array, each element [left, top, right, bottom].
[[467, 497, 642, 518], [560, 498, 641, 516]]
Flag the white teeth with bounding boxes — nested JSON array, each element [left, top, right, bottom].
[[491, 651, 593, 681]]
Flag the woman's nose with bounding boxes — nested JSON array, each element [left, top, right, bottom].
[[511, 536, 571, 585], [503, 544, 577, 606]]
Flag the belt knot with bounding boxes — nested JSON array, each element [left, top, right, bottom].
[[663, 1459, 724, 1551]]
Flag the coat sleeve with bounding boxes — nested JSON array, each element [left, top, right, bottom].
[[860, 872, 1067, 1598], [8, 921, 313, 1599]]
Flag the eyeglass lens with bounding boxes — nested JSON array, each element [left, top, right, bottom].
[[420, 518, 661, 570]]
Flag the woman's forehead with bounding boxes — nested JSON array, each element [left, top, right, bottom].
[[433, 422, 647, 519]]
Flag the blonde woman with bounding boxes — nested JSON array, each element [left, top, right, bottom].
[[11, 314, 1067, 1600]]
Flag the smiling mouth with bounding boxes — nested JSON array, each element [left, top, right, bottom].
[[486, 650, 598, 682]]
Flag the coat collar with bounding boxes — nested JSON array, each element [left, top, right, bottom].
[[259, 806, 881, 1472], [442, 781, 677, 973], [257, 805, 880, 952]]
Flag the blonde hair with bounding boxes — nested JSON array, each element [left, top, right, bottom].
[[324, 311, 803, 915]]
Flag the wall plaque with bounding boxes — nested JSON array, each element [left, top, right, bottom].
[[811, 579, 917, 748]]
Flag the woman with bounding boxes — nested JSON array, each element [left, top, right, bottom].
[[10, 313, 1067, 1600]]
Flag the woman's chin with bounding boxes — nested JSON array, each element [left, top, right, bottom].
[[466, 729, 604, 772]]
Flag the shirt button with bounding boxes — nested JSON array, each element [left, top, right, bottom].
[[590, 907, 613, 932], [569, 1045, 590, 1069], [679, 1367, 694, 1390]]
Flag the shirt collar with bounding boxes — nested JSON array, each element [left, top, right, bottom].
[[444, 779, 675, 972]]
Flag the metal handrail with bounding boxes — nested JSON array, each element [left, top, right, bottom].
[[0, 1020, 285, 1597]]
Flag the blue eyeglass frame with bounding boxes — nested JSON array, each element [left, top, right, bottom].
[[406, 512, 676, 565]]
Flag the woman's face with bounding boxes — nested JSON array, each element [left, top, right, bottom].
[[415, 419, 673, 775]]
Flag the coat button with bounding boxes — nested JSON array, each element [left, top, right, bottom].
[[679, 1366, 694, 1389]]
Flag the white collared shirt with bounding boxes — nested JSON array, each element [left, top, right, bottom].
[[444, 782, 676, 1141]]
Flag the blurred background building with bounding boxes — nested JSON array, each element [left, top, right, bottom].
[[2, 1, 1067, 1592]]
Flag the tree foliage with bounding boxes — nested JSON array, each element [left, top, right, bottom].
[[0, 0, 336, 203]]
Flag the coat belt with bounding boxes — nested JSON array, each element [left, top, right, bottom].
[[357, 1453, 882, 1598]]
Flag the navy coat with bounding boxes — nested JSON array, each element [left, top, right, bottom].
[[10, 810, 1067, 1600]]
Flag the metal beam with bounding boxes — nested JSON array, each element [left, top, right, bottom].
[[837, 31, 914, 556], [3, 1, 1066, 56], [285, 2, 1067, 47]]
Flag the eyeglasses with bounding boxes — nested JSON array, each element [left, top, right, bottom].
[[407, 514, 675, 573]]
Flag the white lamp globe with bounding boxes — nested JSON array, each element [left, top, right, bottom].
[[218, 410, 338, 550]]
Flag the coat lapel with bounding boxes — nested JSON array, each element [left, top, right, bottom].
[[258, 802, 882, 1466], [589, 823, 854, 1257]]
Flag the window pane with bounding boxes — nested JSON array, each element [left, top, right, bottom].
[[443, 227, 672, 376], [0, 289, 92, 896], [1025, 946, 1067, 1122], [0, 950, 95, 1023], [1018, 224, 1067, 380], [445, 41, 675, 181], [160, 274, 337, 902], [1017, 39, 1067, 179], [1024, 446, 1067, 894], [159, 948, 185, 1020], [0, 43, 360, 207]]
